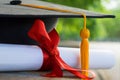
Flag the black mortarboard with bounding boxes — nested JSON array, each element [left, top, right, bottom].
[[0, 0, 115, 45]]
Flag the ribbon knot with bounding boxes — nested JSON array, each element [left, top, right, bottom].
[[28, 19, 94, 80], [49, 48, 58, 56]]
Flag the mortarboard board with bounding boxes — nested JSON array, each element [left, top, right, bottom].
[[0, 0, 115, 45], [1, 0, 115, 18]]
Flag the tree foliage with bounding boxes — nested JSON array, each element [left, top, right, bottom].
[[41, 0, 118, 41], [97, 9, 120, 41], [42, 0, 102, 9]]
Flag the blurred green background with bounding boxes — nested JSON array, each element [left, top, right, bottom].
[[41, 0, 120, 41]]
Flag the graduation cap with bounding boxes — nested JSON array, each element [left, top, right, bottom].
[[0, 0, 115, 45], [0, 0, 116, 79]]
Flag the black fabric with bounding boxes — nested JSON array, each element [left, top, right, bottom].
[[10, 0, 22, 5], [0, 17, 57, 45], [0, 14, 115, 18]]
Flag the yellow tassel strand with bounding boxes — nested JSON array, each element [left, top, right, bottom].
[[80, 28, 90, 76], [80, 14, 90, 78], [20, 3, 90, 78]]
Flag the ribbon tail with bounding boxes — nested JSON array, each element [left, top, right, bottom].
[[48, 28, 60, 48], [28, 19, 51, 45], [55, 55, 93, 80], [44, 56, 63, 77]]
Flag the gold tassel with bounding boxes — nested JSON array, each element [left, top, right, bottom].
[[80, 14, 90, 79], [80, 28, 90, 76]]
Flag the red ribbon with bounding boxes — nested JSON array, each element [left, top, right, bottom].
[[28, 19, 94, 80]]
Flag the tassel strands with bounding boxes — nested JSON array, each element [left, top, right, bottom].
[[80, 28, 90, 76], [80, 14, 90, 79]]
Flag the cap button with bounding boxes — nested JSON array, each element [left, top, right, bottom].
[[10, 0, 22, 5]]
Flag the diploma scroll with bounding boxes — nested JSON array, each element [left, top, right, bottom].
[[0, 44, 115, 71]]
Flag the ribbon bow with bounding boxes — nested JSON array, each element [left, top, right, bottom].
[[28, 19, 94, 80]]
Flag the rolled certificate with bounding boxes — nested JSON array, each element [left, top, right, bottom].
[[0, 44, 115, 71]]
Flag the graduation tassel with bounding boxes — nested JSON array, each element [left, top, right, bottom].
[[80, 14, 90, 78]]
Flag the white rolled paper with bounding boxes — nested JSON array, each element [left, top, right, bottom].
[[0, 44, 115, 71]]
